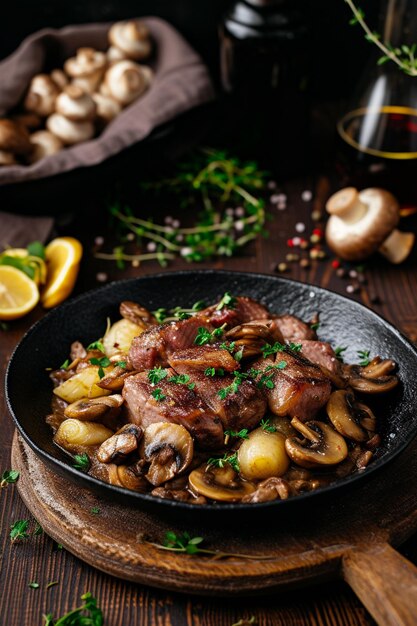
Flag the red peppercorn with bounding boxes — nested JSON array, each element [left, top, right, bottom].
[[313, 228, 324, 237], [287, 239, 294, 248], [332, 259, 341, 269]]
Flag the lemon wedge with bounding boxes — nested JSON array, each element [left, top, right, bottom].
[[41, 237, 83, 309], [0, 265, 40, 320], [0, 247, 47, 286]]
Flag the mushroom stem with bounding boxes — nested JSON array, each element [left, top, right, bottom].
[[326, 187, 368, 224], [378, 229, 415, 264], [290, 417, 320, 443]]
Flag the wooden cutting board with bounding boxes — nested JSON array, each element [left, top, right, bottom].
[[12, 432, 417, 626]]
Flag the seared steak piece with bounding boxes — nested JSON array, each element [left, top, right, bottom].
[[273, 315, 316, 341], [299, 340, 341, 375], [206, 296, 270, 328], [129, 316, 213, 371], [169, 348, 267, 432], [123, 370, 223, 448], [251, 350, 331, 420], [167, 345, 238, 372]]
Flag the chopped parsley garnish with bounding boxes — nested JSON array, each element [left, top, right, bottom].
[[310, 322, 320, 331], [335, 346, 347, 362], [217, 371, 248, 399], [220, 341, 235, 352], [10, 519, 30, 543], [148, 366, 168, 385], [73, 453, 90, 472], [204, 367, 225, 377], [87, 340, 105, 353], [261, 342, 286, 357], [168, 374, 195, 390], [1, 469, 19, 488], [194, 325, 225, 346], [90, 507, 100, 515], [207, 452, 240, 473], [151, 388, 166, 402], [60, 359, 70, 370], [116, 360, 127, 369], [358, 349, 371, 367], [153, 308, 167, 323], [224, 428, 249, 440], [89, 356, 111, 378], [288, 342, 302, 352], [28, 582, 40, 589], [234, 346, 244, 362], [260, 418, 277, 433], [216, 292, 237, 311]]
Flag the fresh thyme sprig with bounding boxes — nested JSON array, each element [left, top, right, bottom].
[[73, 453, 90, 472], [207, 452, 240, 473], [335, 346, 347, 362], [96, 149, 269, 268], [260, 418, 277, 433], [345, 0, 417, 76], [357, 349, 371, 367], [43, 592, 103, 626]]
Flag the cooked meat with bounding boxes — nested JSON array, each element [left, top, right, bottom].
[[273, 314, 316, 341], [169, 349, 267, 432], [129, 316, 213, 371], [251, 350, 332, 420], [299, 340, 341, 375], [122, 370, 223, 448], [205, 296, 270, 328], [167, 345, 238, 372]]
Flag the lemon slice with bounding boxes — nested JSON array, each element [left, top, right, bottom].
[[41, 237, 83, 309], [0, 248, 47, 286], [0, 265, 40, 320]]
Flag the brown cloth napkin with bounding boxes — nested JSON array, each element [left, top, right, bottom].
[[0, 211, 53, 248], [0, 17, 215, 186]]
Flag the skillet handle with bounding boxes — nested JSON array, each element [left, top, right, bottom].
[[342, 542, 417, 626]]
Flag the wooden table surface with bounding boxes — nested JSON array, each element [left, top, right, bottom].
[[1, 171, 417, 626]]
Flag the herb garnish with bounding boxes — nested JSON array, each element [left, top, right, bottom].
[[29, 582, 40, 589], [1, 469, 19, 488], [91, 507, 100, 515], [261, 342, 285, 357], [335, 346, 347, 362], [358, 349, 371, 367], [86, 340, 105, 353], [152, 301, 207, 324], [73, 453, 90, 472], [216, 292, 237, 311], [168, 374, 195, 390], [231, 617, 257, 626], [89, 356, 111, 378], [204, 367, 225, 377], [310, 322, 320, 331], [288, 342, 302, 353], [148, 366, 168, 385], [260, 418, 277, 433], [207, 452, 240, 473], [224, 428, 249, 442], [151, 388, 166, 402], [46, 581, 59, 590], [60, 359, 70, 370], [10, 519, 30, 543], [34, 522, 43, 536], [194, 325, 225, 346], [0, 241, 45, 280], [116, 360, 127, 369], [43, 591, 103, 626]]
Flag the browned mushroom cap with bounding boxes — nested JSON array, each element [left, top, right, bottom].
[[106, 462, 148, 491], [344, 359, 398, 394], [97, 424, 142, 463], [24, 74, 60, 117], [241, 477, 291, 503], [326, 187, 414, 263], [141, 422, 193, 486], [326, 390, 376, 442], [285, 417, 348, 468], [225, 322, 274, 358], [188, 464, 255, 502], [119, 300, 157, 326], [97, 365, 138, 391], [0, 119, 32, 155], [64, 394, 123, 421]]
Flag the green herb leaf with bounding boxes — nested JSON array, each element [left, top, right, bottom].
[[10, 519, 30, 543], [87, 340, 105, 353], [73, 453, 90, 472], [357, 349, 371, 367], [152, 308, 167, 323], [204, 367, 225, 377], [89, 356, 111, 379], [0, 255, 36, 279], [44, 591, 103, 626], [116, 360, 127, 369], [207, 452, 240, 473], [335, 346, 347, 362], [151, 388, 166, 402], [29, 582, 40, 589], [288, 342, 302, 353], [310, 322, 320, 331], [46, 581, 59, 590], [60, 359, 70, 370], [260, 418, 277, 433], [261, 342, 286, 357], [27, 241, 46, 260], [194, 327, 212, 346], [91, 507, 100, 515], [34, 522, 43, 536], [148, 366, 168, 385], [224, 428, 249, 440], [1, 469, 19, 488], [216, 292, 237, 311]]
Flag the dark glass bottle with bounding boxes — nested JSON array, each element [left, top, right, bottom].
[[219, 0, 310, 178]]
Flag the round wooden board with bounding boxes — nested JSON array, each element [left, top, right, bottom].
[[12, 432, 417, 608]]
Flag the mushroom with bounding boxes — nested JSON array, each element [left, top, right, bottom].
[[92, 93, 121, 125], [0, 119, 32, 156], [64, 394, 123, 421], [344, 361, 399, 394], [64, 48, 107, 94], [108, 20, 152, 61], [107, 45, 127, 65], [0, 150, 17, 166], [28, 130, 63, 163], [97, 424, 142, 463], [12, 113, 42, 130], [106, 462, 148, 491], [225, 322, 274, 358], [55, 84, 96, 121], [241, 477, 291, 503], [24, 74, 60, 117], [141, 422, 193, 486], [285, 417, 348, 468], [326, 390, 376, 442], [103, 60, 152, 106], [188, 463, 255, 502], [46, 114, 95, 145], [50, 69, 69, 90], [97, 365, 138, 391], [326, 187, 414, 263], [119, 300, 156, 327]]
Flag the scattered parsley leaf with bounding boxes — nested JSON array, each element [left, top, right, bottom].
[[276, 360, 287, 369], [10, 519, 30, 543], [151, 388, 166, 402], [91, 507, 100, 515], [43, 591, 103, 626], [1, 469, 19, 488], [89, 356, 111, 378], [260, 418, 277, 433], [194, 327, 212, 346], [73, 453, 90, 472], [163, 531, 204, 555], [148, 366, 168, 385], [192, 300, 206, 311], [288, 342, 302, 352], [358, 349, 371, 366], [46, 581, 59, 590], [152, 308, 167, 323], [216, 292, 237, 310], [310, 322, 320, 331], [28, 582, 40, 589], [116, 360, 127, 369], [261, 342, 285, 357], [204, 367, 225, 377], [86, 340, 105, 353], [335, 346, 347, 362], [234, 346, 244, 362]]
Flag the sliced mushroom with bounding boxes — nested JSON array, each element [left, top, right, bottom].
[[345, 363, 398, 394], [97, 365, 138, 391], [64, 394, 123, 420], [241, 477, 291, 503], [285, 417, 348, 468], [188, 464, 255, 502], [326, 390, 376, 442], [360, 357, 397, 379], [119, 300, 156, 326], [107, 462, 148, 491], [97, 424, 142, 463], [225, 322, 274, 358], [141, 422, 193, 486]]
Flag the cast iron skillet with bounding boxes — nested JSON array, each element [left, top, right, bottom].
[[6, 270, 417, 520]]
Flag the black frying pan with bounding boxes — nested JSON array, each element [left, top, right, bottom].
[[5, 270, 417, 521]]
